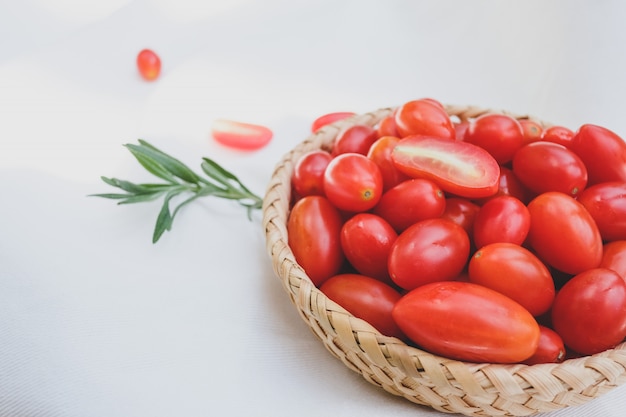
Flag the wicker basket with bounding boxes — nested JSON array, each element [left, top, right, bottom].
[[261, 105, 626, 416]]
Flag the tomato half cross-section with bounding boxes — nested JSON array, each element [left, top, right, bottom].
[[391, 136, 500, 198], [211, 119, 273, 151]]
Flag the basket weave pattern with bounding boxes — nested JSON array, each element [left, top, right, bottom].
[[262, 105, 626, 416]]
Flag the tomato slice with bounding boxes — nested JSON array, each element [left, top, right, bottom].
[[391, 136, 500, 198], [211, 119, 273, 151], [310, 112, 356, 132]]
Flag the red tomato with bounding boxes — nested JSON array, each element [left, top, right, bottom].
[[476, 166, 534, 205], [577, 181, 626, 241], [600, 240, 626, 280], [472, 195, 530, 249], [287, 196, 344, 286], [454, 121, 469, 141], [464, 113, 524, 164], [376, 115, 399, 138], [519, 119, 544, 145], [468, 242, 555, 316], [323, 153, 383, 212], [570, 124, 626, 185], [394, 99, 455, 139], [340, 213, 397, 285], [291, 150, 332, 197], [541, 125, 575, 148], [320, 273, 404, 339], [388, 218, 470, 290], [522, 326, 566, 365], [391, 136, 500, 198], [367, 136, 410, 191], [211, 119, 273, 151], [512, 141, 588, 197], [551, 268, 626, 355], [392, 281, 540, 363], [332, 124, 378, 156], [136, 49, 161, 81], [311, 112, 355, 132], [527, 192, 602, 274], [440, 197, 480, 237], [373, 178, 446, 232]]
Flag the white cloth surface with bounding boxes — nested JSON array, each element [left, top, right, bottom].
[[1, 1, 626, 416]]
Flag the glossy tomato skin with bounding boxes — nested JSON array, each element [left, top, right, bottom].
[[472, 195, 530, 249], [600, 240, 626, 280], [376, 115, 400, 138], [367, 136, 410, 191], [541, 125, 575, 148], [392, 281, 540, 363], [394, 99, 455, 140], [291, 150, 332, 197], [519, 119, 544, 145], [440, 197, 480, 237], [522, 325, 566, 365], [577, 181, 626, 242], [464, 113, 524, 164], [136, 49, 161, 81], [320, 273, 405, 339], [287, 196, 344, 287], [392, 136, 500, 198], [373, 178, 446, 232], [551, 268, 626, 355], [332, 124, 378, 156], [340, 213, 397, 285], [468, 242, 555, 317], [311, 112, 355, 132], [527, 192, 603, 275], [512, 141, 588, 197], [477, 166, 534, 205], [570, 124, 626, 185], [388, 218, 470, 291], [323, 153, 383, 212]]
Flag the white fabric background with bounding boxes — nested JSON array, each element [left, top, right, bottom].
[[1, 1, 625, 416]]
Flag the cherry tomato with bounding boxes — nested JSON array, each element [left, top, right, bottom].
[[332, 124, 378, 156], [541, 125, 575, 148], [468, 242, 555, 316], [577, 181, 626, 241], [519, 119, 544, 145], [388, 218, 470, 290], [291, 150, 332, 197], [570, 124, 626, 185], [512, 141, 588, 197], [394, 99, 455, 140], [475, 166, 534, 205], [376, 115, 399, 138], [527, 192, 602, 274], [367, 136, 410, 191], [522, 326, 566, 365], [392, 281, 540, 363], [440, 197, 480, 237], [373, 178, 446, 232], [392, 136, 500, 198], [323, 153, 383, 212], [600, 240, 626, 280], [311, 112, 355, 132], [454, 121, 469, 141], [551, 268, 626, 355], [287, 196, 344, 286], [211, 119, 273, 151], [340, 213, 397, 285], [464, 113, 524, 164], [472, 195, 530, 249], [136, 49, 161, 81], [320, 273, 404, 339]]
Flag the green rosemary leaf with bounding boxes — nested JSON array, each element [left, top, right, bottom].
[[116, 193, 164, 204], [126, 146, 179, 183], [153, 190, 180, 243], [90, 192, 134, 200], [126, 141, 200, 184]]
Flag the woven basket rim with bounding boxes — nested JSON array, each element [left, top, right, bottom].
[[261, 103, 626, 417]]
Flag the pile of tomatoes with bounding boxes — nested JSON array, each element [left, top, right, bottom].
[[287, 98, 626, 365]]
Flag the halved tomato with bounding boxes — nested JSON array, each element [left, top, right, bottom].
[[211, 119, 273, 151], [391, 136, 500, 198]]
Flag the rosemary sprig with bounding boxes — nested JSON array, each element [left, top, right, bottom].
[[91, 139, 263, 243]]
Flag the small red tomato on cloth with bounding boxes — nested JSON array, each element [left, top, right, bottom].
[[211, 119, 273, 151], [136, 49, 161, 81]]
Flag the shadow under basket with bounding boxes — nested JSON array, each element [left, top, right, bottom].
[[261, 104, 626, 416]]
